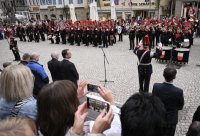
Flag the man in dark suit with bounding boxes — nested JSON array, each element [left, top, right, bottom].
[[60, 49, 79, 87], [47, 52, 61, 81], [152, 67, 184, 136]]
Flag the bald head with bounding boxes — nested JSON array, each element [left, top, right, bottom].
[[30, 53, 40, 62], [51, 52, 59, 60]]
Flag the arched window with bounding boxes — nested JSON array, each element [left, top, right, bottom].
[[44, 15, 48, 20], [51, 14, 56, 19], [59, 15, 63, 20]]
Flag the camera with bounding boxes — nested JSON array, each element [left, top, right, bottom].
[[87, 84, 99, 93], [87, 95, 109, 112]]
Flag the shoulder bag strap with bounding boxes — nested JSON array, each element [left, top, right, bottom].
[[10, 97, 33, 117]]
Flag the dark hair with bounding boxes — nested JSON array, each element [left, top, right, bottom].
[[22, 53, 30, 61], [3, 62, 12, 68], [62, 49, 69, 58], [187, 121, 200, 136], [120, 93, 166, 136], [163, 67, 177, 82], [36, 80, 79, 136]]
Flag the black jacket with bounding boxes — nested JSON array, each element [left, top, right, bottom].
[[47, 58, 62, 81], [192, 106, 200, 122], [60, 59, 79, 86], [152, 82, 184, 125]]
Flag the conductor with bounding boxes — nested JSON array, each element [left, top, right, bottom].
[[134, 41, 162, 93]]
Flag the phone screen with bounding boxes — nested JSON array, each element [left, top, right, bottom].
[[87, 97, 109, 112], [87, 84, 99, 93]]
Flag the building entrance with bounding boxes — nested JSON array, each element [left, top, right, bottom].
[[135, 11, 147, 18]]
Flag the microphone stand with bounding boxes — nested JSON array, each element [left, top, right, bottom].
[[100, 48, 114, 87]]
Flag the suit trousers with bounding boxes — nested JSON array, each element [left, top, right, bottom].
[[138, 73, 151, 93]]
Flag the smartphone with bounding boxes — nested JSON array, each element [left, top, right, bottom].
[[87, 95, 110, 112], [87, 84, 99, 93]]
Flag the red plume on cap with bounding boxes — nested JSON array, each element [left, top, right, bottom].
[[143, 35, 150, 46]]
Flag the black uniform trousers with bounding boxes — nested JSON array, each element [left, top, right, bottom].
[[138, 65, 152, 93], [12, 49, 21, 61], [129, 38, 135, 50], [118, 33, 123, 41]]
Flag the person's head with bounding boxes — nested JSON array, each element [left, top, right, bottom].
[[120, 93, 166, 136], [3, 62, 12, 68], [30, 53, 40, 62], [163, 67, 177, 82], [37, 80, 79, 136], [22, 53, 31, 61], [0, 117, 36, 136], [62, 49, 72, 59], [0, 65, 34, 101], [187, 121, 200, 136], [51, 52, 59, 60]]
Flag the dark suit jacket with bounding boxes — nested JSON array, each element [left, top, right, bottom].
[[152, 82, 184, 125], [192, 106, 200, 122], [60, 59, 79, 86], [47, 58, 62, 81]]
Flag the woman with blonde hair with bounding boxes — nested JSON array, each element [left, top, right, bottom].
[[0, 65, 37, 120], [0, 117, 36, 136]]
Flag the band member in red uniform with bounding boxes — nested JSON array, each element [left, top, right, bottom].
[[173, 28, 184, 48]]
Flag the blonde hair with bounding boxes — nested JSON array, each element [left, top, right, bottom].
[[0, 117, 36, 136], [0, 65, 34, 101]]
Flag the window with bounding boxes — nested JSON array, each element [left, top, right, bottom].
[[29, 0, 32, 5], [53, 0, 56, 5], [89, 0, 93, 3], [58, 0, 62, 4], [69, 0, 73, 4], [47, 0, 52, 5], [114, 0, 119, 5], [40, 0, 46, 5], [78, 0, 83, 4], [36, 0, 39, 5], [44, 15, 48, 19], [60, 15, 63, 20]]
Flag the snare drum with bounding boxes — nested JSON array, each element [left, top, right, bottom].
[[173, 48, 190, 63], [158, 46, 172, 61]]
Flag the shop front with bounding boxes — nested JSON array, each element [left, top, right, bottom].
[[29, 6, 40, 20]]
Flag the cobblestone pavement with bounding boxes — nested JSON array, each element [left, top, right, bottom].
[[0, 36, 200, 135]]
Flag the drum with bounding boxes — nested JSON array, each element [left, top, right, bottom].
[[172, 48, 190, 63], [157, 46, 172, 61]]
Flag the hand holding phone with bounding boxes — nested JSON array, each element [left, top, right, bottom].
[[99, 86, 115, 105], [91, 108, 114, 133]]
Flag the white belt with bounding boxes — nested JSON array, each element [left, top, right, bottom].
[[138, 63, 151, 66]]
